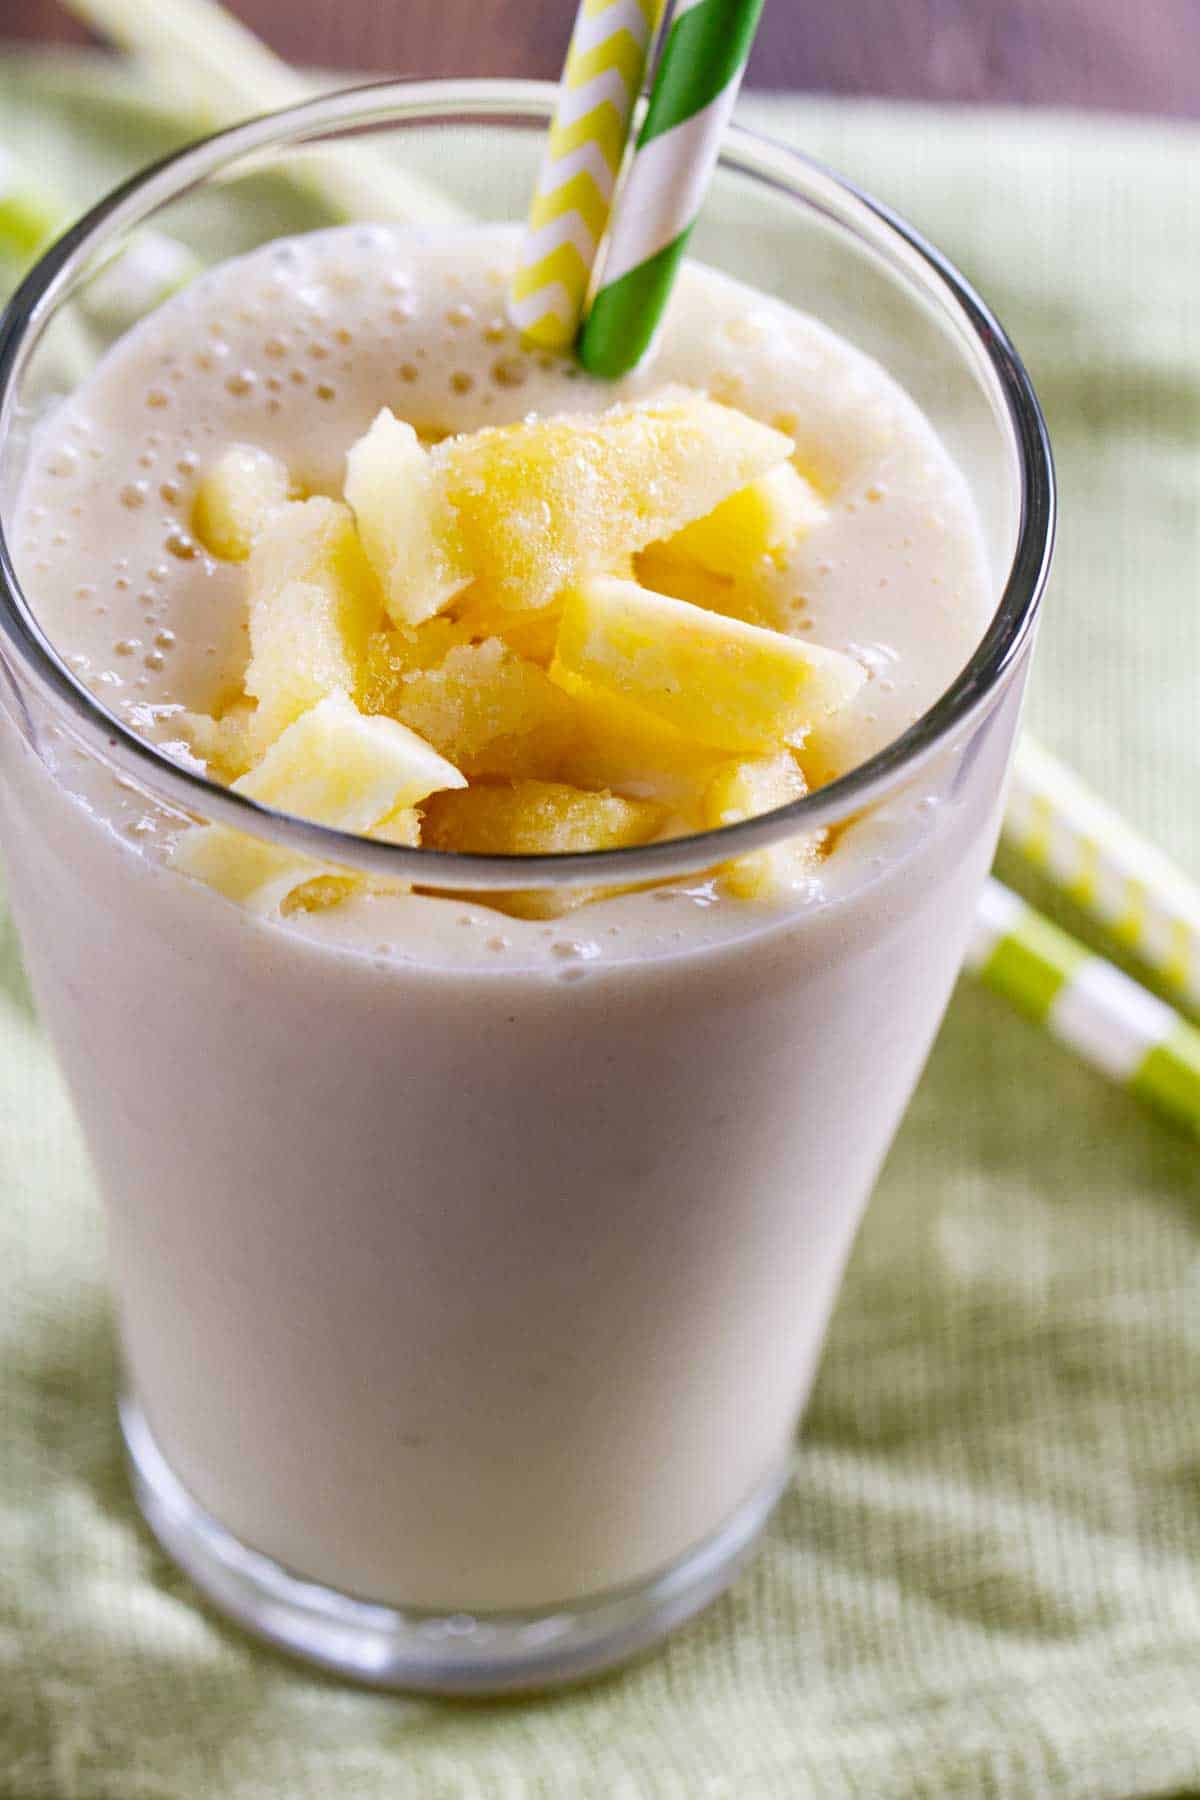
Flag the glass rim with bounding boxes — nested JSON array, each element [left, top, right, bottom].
[[0, 77, 1055, 893]]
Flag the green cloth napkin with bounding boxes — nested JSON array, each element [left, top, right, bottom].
[[2, 52, 1199, 1799]]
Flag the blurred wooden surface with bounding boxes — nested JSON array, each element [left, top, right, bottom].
[[6, 0, 1200, 114]]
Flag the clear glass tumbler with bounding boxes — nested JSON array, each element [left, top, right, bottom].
[[0, 81, 1053, 1692]]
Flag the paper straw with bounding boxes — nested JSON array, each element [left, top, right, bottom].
[[967, 877, 1200, 1139], [1006, 737, 1200, 1016], [578, 0, 765, 378], [0, 148, 64, 267], [61, 0, 464, 226], [510, 0, 665, 349], [0, 140, 202, 338]]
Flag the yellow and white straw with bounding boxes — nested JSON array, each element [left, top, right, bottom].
[[1008, 737, 1200, 1014], [509, 0, 664, 349]]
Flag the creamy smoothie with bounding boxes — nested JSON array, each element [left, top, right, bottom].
[[5, 225, 1007, 1625]]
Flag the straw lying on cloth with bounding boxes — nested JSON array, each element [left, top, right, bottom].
[[509, 0, 666, 348], [60, 0, 463, 224], [969, 878, 1200, 1138], [0, 147, 64, 266], [579, 0, 766, 376], [1008, 737, 1200, 1015]]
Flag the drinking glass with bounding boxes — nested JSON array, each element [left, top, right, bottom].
[[0, 81, 1053, 1692]]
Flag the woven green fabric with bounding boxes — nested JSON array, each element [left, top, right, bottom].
[[2, 54, 1199, 1799]]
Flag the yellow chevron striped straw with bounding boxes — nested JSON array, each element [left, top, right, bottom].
[[510, 0, 665, 349], [1007, 737, 1200, 1015]]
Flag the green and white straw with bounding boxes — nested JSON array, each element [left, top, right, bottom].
[[968, 877, 1200, 1138], [579, 0, 765, 377]]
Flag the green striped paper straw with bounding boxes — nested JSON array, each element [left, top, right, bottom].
[[1006, 737, 1200, 1016], [578, 0, 765, 377], [967, 877, 1200, 1139]]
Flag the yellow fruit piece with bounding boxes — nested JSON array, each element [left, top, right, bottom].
[[192, 444, 292, 562], [245, 498, 384, 749], [172, 690, 464, 913], [555, 677, 725, 812], [179, 702, 256, 782], [657, 464, 826, 579], [703, 751, 824, 900], [451, 592, 562, 667], [357, 804, 424, 898], [372, 806, 422, 848], [280, 875, 361, 916], [635, 546, 770, 628], [551, 576, 866, 754], [433, 391, 793, 614], [360, 617, 479, 715], [390, 639, 577, 780], [344, 408, 472, 626], [422, 779, 666, 920]]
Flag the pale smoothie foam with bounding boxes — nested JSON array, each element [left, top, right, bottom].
[[8, 225, 999, 1620]]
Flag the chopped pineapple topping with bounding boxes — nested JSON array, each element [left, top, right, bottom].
[[423, 779, 665, 857], [656, 463, 826, 579], [422, 780, 666, 920], [386, 639, 577, 780], [193, 444, 292, 562], [434, 393, 793, 615], [451, 594, 562, 667], [551, 575, 866, 754], [556, 679, 725, 808], [172, 386, 865, 919], [633, 546, 771, 628], [172, 691, 464, 913], [244, 498, 384, 751], [704, 752, 824, 900], [345, 409, 471, 626]]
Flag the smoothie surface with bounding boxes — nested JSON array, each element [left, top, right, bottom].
[[14, 223, 993, 962]]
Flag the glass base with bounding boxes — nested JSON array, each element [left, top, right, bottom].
[[120, 1397, 787, 1694]]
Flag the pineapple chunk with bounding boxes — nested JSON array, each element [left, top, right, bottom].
[[358, 803, 424, 898], [390, 639, 576, 779], [179, 700, 256, 782], [245, 498, 383, 748], [422, 779, 666, 920], [657, 464, 826, 579], [172, 691, 463, 913], [344, 408, 472, 626], [431, 391, 793, 614], [451, 593, 562, 666], [360, 616, 478, 714], [372, 806, 422, 848], [192, 444, 292, 562], [556, 678, 724, 811], [634, 546, 771, 628], [280, 875, 361, 916], [704, 752, 824, 899], [551, 576, 866, 754]]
